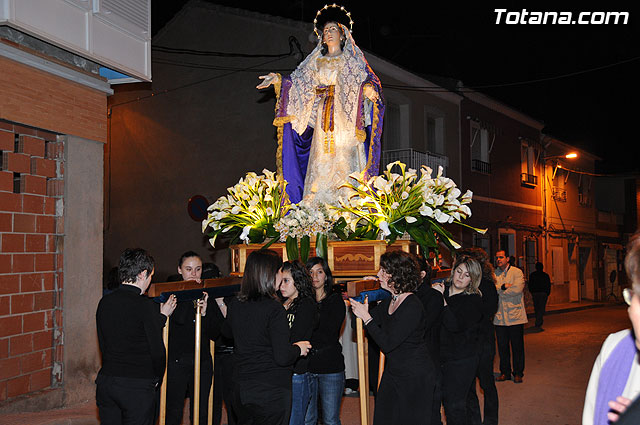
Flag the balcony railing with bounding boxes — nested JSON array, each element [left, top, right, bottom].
[[471, 159, 491, 174], [521, 173, 538, 187], [381, 148, 449, 175], [552, 187, 567, 202]]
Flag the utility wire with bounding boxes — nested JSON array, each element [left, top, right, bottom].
[[152, 36, 303, 58], [151, 58, 295, 73], [109, 55, 292, 109], [385, 54, 640, 92]]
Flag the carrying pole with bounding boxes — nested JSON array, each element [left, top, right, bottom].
[[193, 303, 202, 425], [159, 320, 169, 425], [356, 317, 369, 425]]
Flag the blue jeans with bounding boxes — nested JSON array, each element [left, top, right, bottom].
[[290, 373, 312, 425], [304, 371, 344, 425]]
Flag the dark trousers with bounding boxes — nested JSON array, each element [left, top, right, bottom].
[[532, 292, 549, 328], [441, 356, 479, 425], [213, 352, 237, 425], [467, 341, 499, 425], [432, 366, 443, 425], [96, 374, 158, 425], [234, 381, 292, 425], [495, 324, 525, 377], [165, 357, 213, 425]]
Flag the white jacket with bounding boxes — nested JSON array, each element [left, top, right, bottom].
[[493, 265, 528, 326]]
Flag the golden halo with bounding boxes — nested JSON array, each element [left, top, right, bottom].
[[313, 4, 354, 38]]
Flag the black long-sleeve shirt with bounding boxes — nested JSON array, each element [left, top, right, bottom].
[[478, 276, 499, 343], [96, 284, 167, 380], [415, 283, 444, 366], [439, 286, 483, 362], [366, 295, 432, 374], [529, 270, 551, 294], [308, 292, 346, 374], [167, 300, 216, 365], [287, 296, 318, 374], [223, 296, 301, 388]]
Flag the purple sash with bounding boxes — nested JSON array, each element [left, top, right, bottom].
[[594, 331, 637, 424]]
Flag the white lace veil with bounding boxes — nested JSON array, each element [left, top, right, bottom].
[[286, 23, 369, 135]]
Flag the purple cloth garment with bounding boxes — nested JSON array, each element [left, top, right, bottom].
[[594, 331, 637, 425]]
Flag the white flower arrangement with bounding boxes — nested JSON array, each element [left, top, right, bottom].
[[274, 202, 333, 241], [201, 162, 483, 259], [334, 161, 485, 252], [202, 169, 289, 247]]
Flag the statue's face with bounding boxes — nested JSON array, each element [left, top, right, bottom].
[[322, 22, 342, 50]]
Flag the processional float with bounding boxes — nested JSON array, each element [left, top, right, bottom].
[[148, 276, 241, 425]]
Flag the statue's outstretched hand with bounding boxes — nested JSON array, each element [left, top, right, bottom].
[[363, 84, 379, 103], [256, 73, 279, 89]]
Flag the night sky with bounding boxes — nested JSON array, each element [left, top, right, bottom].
[[153, 1, 640, 173]]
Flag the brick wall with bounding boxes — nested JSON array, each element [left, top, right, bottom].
[[0, 123, 63, 402]]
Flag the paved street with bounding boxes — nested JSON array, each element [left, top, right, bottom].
[[339, 304, 631, 425], [0, 304, 630, 425]]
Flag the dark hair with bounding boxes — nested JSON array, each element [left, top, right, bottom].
[[413, 254, 433, 285], [535, 262, 544, 272], [238, 250, 282, 302], [178, 251, 201, 268], [281, 260, 313, 302], [202, 262, 221, 279], [320, 21, 346, 56], [457, 247, 496, 284], [306, 256, 334, 295], [118, 248, 154, 284], [625, 231, 640, 286], [380, 251, 421, 294]]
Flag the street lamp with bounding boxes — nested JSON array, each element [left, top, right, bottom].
[[541, 150, 579, 298], [544, 152, 579, 179]]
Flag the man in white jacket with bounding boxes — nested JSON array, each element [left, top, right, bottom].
[[493, 250, 528, 383]]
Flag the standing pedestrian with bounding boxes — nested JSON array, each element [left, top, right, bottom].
[[528, 262, 551, 330], [494, 250, 528, 384]]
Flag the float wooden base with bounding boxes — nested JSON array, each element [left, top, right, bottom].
[[230, 240, 419, 277]]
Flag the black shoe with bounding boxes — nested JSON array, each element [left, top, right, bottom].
[[514, 375, 523, 383], [495, 374, 510, 382]]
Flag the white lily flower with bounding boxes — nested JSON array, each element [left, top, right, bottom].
[[239, 225, 252, 242], [201, 219, 210, 233], [447, 188, 462, 201], [390, 202, 400, 210], [419, 204, 434, 217], [386, 161, 401, 173], [401, 191, 409, 200], [421, 166, 433, 180], [405, 216, 417, 224], [231, 205, 241, 214], [266, 207, 274, 216], [460, 205, 472, 217], [434, 210, 450, 224], [378, 220, 391, 236]]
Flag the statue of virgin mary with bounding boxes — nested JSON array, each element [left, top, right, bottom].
[[257, 6, 384, 205]]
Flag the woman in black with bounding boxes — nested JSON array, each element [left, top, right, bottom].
[[165, 251, 214, 425], [223, 249, 311, 425], [96, 248, 177, 425], [350, 251, 435, 425], [304, 257, 345, 425], [434, 255, 484, 425], [280, 261, 318, 425]]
